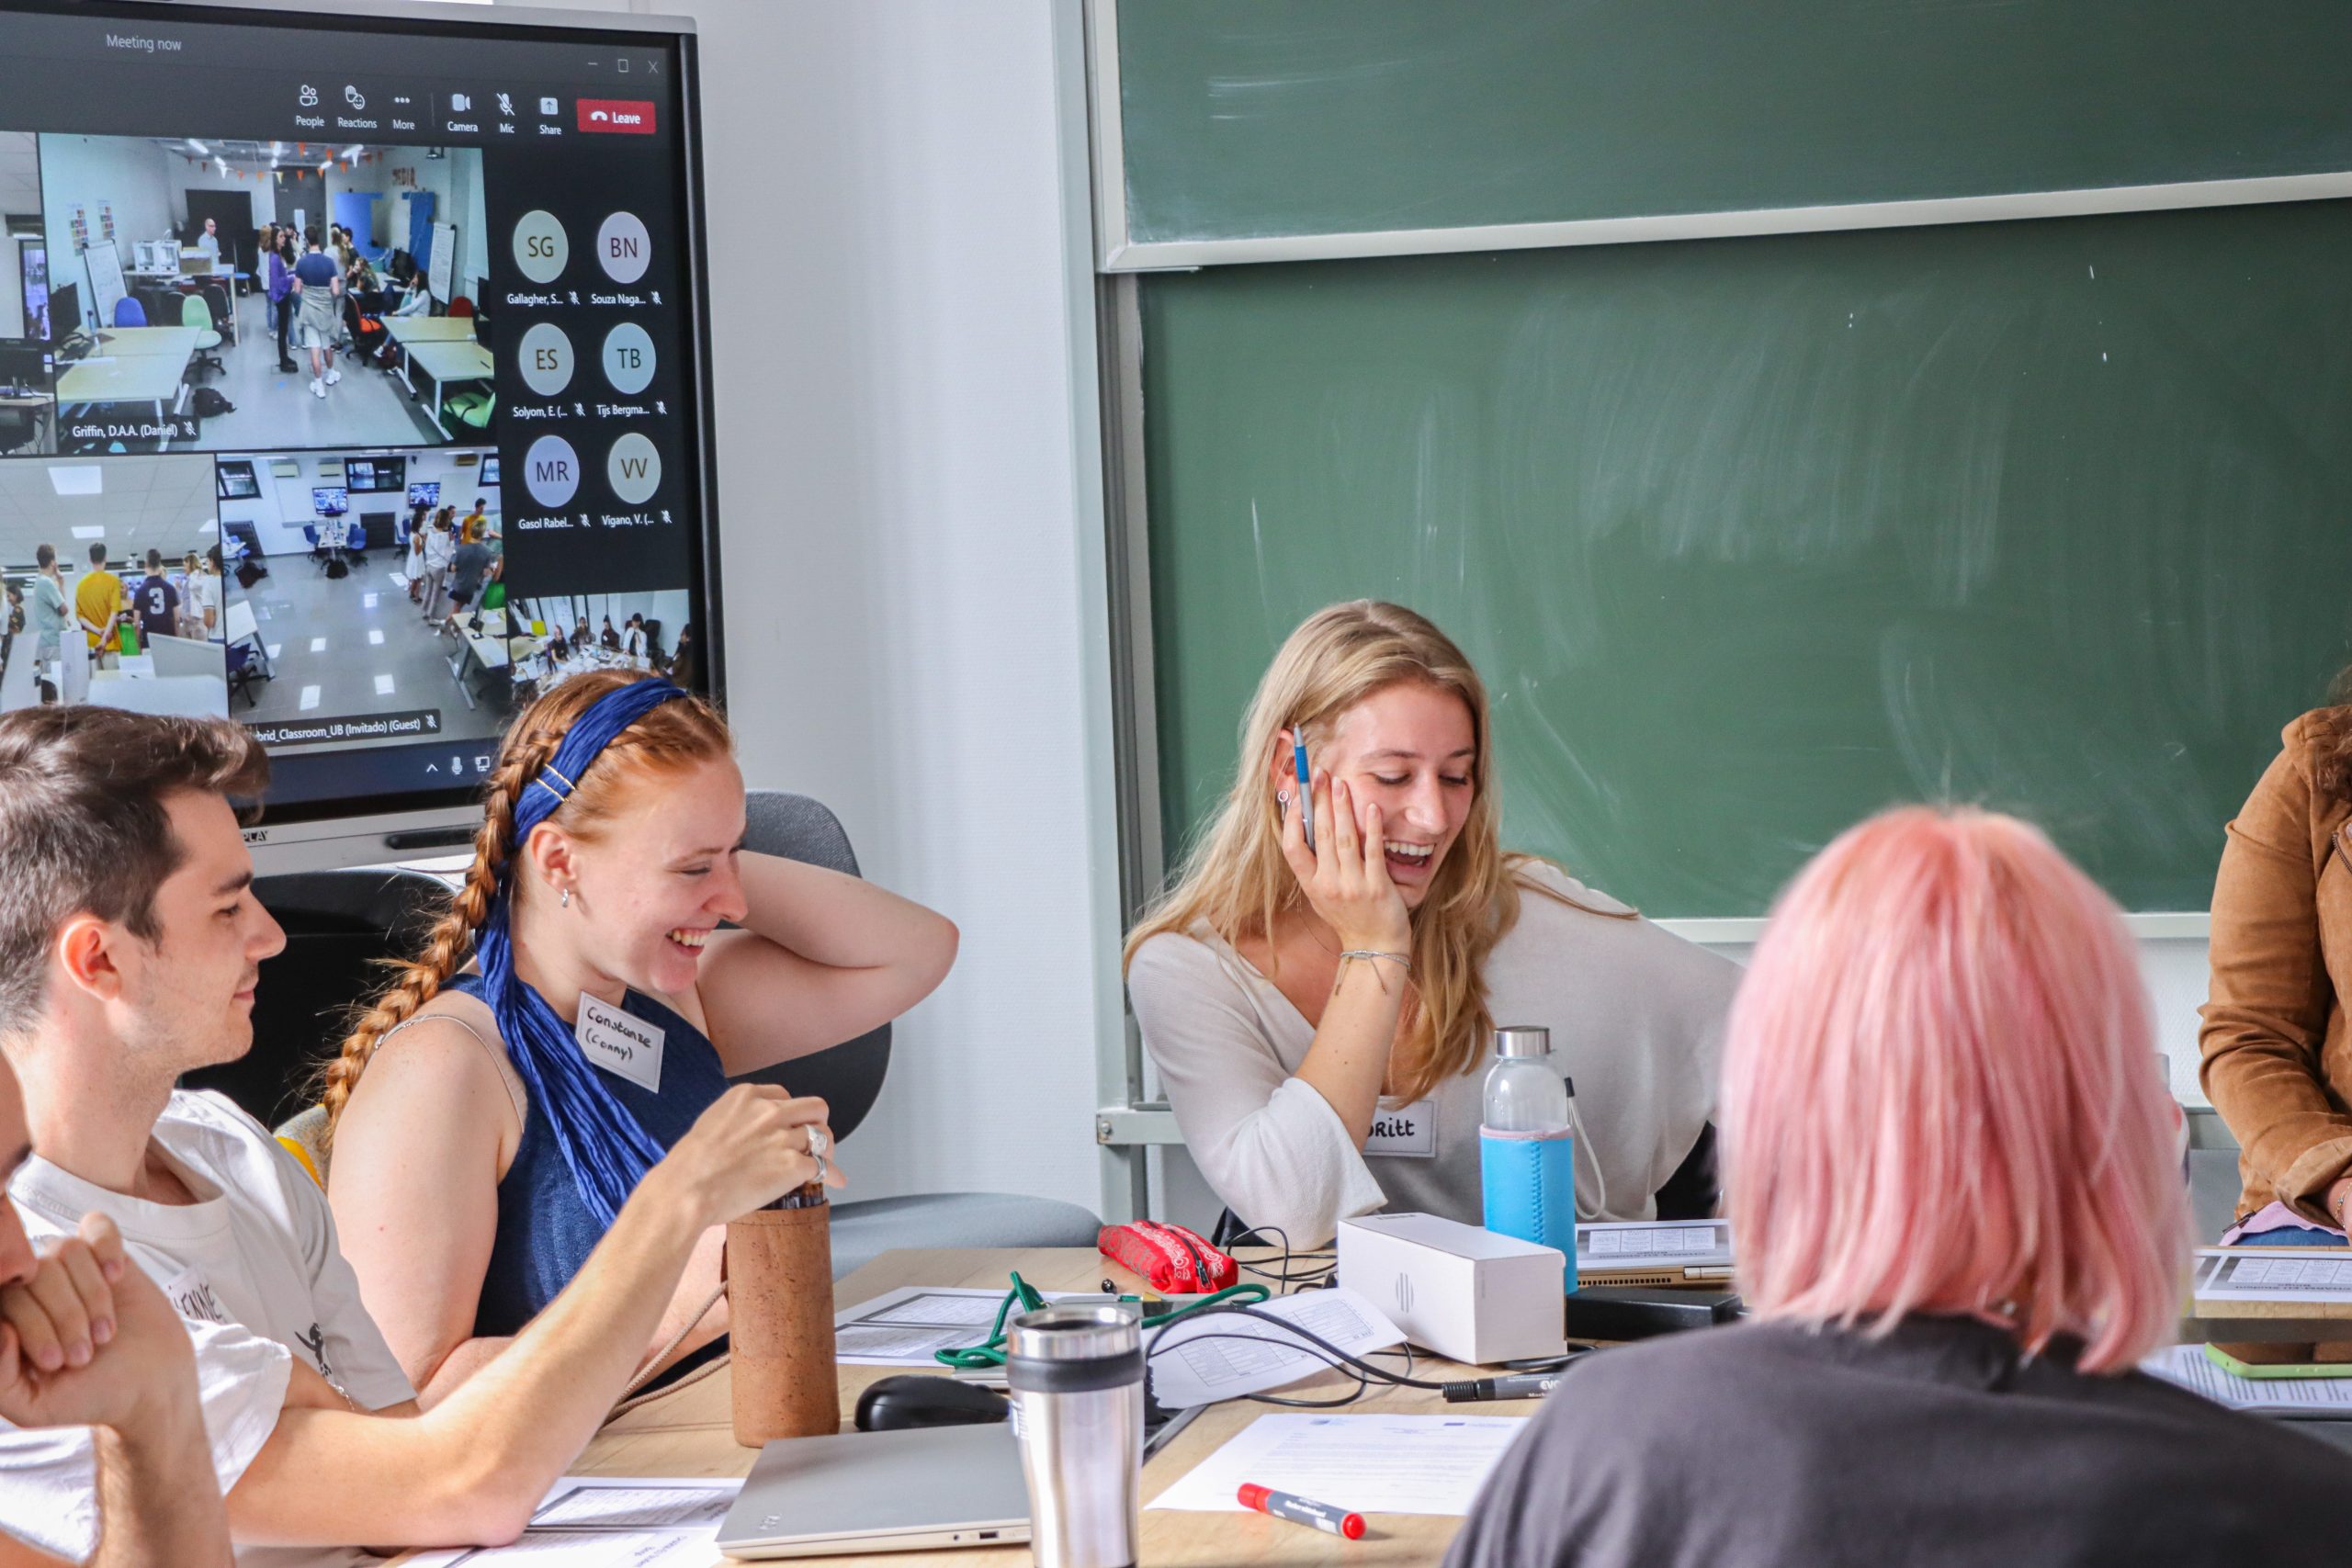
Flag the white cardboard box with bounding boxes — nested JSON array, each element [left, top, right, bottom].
[[1335, 1213, 1566, 1366]]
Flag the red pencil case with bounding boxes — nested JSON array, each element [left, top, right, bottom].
[[1098, 1220, 1238, 1293]]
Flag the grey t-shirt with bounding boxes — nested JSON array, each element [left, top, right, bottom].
[[1446, 1314, 2352, 1568]]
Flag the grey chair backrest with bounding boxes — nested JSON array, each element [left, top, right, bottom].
[[181, 867, 453, 1128], [734, 790, 893, 1143]]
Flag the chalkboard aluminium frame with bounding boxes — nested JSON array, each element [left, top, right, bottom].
[[1084, 0, 2352, 275]]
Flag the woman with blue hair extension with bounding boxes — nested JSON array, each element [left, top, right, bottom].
[[319, 669, 959, 1404]]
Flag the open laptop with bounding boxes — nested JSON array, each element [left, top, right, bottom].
[[716, 1423, 1030, 1560]]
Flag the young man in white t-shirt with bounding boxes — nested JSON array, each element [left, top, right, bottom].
[[0, 707, 839, 1562], [0, 1049, 232, 1568]]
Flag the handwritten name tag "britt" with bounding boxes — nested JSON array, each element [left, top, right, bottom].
[[1364, 1100, 1437, 1158]]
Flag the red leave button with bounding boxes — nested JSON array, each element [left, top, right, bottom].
[[577, 98, 656, 134]]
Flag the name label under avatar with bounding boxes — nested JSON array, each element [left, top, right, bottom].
[[576, 991, 665, 1094]]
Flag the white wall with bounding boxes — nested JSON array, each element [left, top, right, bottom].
[[39, 135, 175, 328], [221, 450, 498, 557], [493, 0, 1119, 1214]]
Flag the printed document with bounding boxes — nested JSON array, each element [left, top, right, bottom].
[[1146, 1287, 1405, 1407], [2192, 1247, 2352, 1304], [2143, 1345, 2352, 1415], [832, 1285, 1091, 1365], [1576, 1218, 1733, 1271], [1148, 1413, 1527, 1516]]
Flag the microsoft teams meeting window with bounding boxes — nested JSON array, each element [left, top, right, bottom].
[[0, 5, 705, 811]]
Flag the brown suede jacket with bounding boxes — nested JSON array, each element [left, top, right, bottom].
[[2201, 711, 2352, 1223]]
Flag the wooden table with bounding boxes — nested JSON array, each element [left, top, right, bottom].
[[448, 1247, 1498, 1565]]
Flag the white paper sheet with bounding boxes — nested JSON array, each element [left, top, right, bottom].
[[530, 1480, 736, 1529], [1575, 1219, 1733, 1270], [401, 1477, 737, 1565], [831, 1285, 1096, 1366], [1145, 1288, 1404, 1408], [2143, 1345, 2352, 1415], [1148, 1414, 1527, 1517], [408, 1532, 718, 1564], [2192, 1247, 2352, 1304]]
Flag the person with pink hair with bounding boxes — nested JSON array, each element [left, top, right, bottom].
[[1446, 807, 2352, 1568]]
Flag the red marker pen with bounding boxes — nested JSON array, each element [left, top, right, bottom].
[[1238, 1483, 1365, 1540]]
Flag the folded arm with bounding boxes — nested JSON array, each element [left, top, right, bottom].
[[695, 850, 958, 1077]]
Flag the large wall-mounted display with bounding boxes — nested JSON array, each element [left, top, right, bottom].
[[0, 0, 719, 869]]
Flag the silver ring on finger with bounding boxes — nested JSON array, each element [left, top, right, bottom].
[[806, 1125, 831, 1161], [812, 1152, 830, 1186]]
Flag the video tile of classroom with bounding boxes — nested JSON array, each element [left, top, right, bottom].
[[507, 591, 692, 702], [0, 454, 229, 718], [220, 446, 512, 756], [30, 132, 492, 456]]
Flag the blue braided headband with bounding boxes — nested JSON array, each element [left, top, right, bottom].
[[478, 678, 689, 1229]]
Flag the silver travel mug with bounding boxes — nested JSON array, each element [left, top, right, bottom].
[[1006, 1304, 1145, 1568]]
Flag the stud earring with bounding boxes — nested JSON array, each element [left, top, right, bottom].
[[560, 886, 571, 908]]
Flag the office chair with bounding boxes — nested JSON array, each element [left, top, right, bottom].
[[225, 639, 266, 707], [199, 279, 236, 347], [0, 405, 39, 457], [111, 297, 147, 328], [443, 389, 494, 433], [181, 294, 225, 378], [301, 524, 334, 574], [182, 868, 453, 1130], [733, 791, 1101, 1276], [447, 295, 475, 319]]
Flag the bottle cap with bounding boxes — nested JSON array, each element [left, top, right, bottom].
[[1493, 1025, 1550, 1058]]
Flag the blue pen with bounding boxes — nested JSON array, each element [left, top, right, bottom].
[[1293, 731, 1314, 850]]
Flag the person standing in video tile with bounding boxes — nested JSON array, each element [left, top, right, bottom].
[[268, 229, 299, 375], [289, 230, 344, 400]]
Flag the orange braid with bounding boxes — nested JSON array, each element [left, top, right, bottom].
[[318, 721, 563, 1139]]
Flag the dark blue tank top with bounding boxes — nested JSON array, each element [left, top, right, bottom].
[[445, 974, 734, 1347]]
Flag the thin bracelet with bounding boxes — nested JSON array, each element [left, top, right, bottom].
[[1334, 949, 1411, 996]]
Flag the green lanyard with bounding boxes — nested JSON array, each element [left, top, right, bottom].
[[932, 1272, 1272, 1370]]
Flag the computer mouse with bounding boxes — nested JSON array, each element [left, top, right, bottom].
[[854, 1374, 1012, 1433]]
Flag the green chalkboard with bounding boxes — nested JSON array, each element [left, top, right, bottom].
[[1142, 200, 2352, 917], [1113, 0, 2352, 248]]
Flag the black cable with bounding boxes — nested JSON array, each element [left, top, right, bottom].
[[1221, 1223, 1340, 1290], [1143, 1303, 1460, 1396], [1150, 1329, 1371, 1406]]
